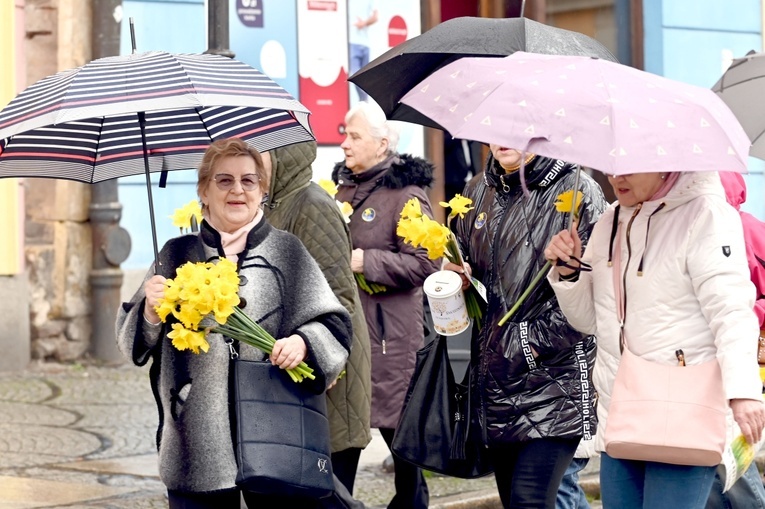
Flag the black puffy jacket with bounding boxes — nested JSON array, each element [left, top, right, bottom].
[[455, 155, 607, 445]]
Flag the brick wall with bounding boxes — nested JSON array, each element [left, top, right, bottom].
[[23, 0, 94, 361]]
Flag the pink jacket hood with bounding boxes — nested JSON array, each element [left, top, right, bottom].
[[720, 172, 765, 327]]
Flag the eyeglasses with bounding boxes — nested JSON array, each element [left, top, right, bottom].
[[213, 173, 259, 191]]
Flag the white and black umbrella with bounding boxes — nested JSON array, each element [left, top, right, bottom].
[[0, 50, 314, 264], [712, 50, 765, 160]]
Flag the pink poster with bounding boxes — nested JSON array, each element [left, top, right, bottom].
[[297, 0, 349, 145]]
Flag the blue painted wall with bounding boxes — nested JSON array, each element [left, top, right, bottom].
[[643, 0, 765, 220], [118, 0, 207, 270]]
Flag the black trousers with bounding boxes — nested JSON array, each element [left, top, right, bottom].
[[488, 437, 580, 509], [167, 488, 322, 509], [168, 474, 365, 509], [379, 427, 429, 509], [331, 447, 363, 494]]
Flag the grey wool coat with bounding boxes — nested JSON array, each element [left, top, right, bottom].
[[115, 219, 352, 493], [264, 141, 372, 453], [333, 154, 440, 429]]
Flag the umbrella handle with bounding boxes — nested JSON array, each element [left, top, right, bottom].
[[138, 111, 161, 271], [129, 18, 137, 54], [567, 165, 582, 233]]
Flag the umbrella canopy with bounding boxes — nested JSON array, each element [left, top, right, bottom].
[[400, 52, 749, 175], [0, 50, 315, 265], [349, 16, 617, 128], [0, 51, 313, 183], [712, 50, 765, 160]]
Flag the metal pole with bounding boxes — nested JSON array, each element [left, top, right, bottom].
[[205, 0, 235, 58], [90, 0, 131, 362]]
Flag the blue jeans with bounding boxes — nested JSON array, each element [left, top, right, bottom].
[[557, 457, 591, 509], [706, 462, 765, 509], [349, 43, 370, 101], [600, 453, 716, 509]]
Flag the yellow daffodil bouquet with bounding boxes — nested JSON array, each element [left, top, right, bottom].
[[498, 189, 583, 326], [396, 195, 484, 328], [154, 258, 315, 382], [170, 200, 203, 234], [318, 179, 386, 295]]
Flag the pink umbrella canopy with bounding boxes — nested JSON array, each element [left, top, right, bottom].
[[400, 51, 750, 174]]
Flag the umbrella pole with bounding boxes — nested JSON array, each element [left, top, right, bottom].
[[138, 111, 161, 270], [567, 165, 582, 233]]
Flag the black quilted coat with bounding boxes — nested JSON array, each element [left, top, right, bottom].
[[455, 155, 607, 445], [265, 142, 372, 453]]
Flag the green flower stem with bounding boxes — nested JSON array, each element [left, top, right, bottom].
[[213, 308, 315, 381], [465, 290, 482, 330], [355, 273, 386, 295], [443, 234, 485, 329], [498, 261, 551, 326]]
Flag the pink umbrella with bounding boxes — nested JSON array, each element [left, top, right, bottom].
[[400, 51, 750, 175]]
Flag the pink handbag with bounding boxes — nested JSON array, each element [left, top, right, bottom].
[[605, 234, 727, 466], [603, 345, 728, 466]]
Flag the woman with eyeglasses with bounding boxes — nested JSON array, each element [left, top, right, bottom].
[[116, 138, 352, 508], [544, 171, 765, 509]]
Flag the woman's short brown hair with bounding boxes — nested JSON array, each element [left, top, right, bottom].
[[197, 138, 268, 202]]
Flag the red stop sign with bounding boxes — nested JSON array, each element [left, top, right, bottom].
[[388, 15, 408, 47]]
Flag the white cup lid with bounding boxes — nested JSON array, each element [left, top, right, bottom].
[[423, 270, 462, 298]]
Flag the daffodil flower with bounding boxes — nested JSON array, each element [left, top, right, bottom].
[[318, 179, 338, 197], [554, 190, 583, 214], [170, 200, 203, 232], [439, 194, 475, 220], [400, 197, 424, 220], [338, 201, 353, 223], [397, 196, 484, 328], [168, 322, 210, 354], [154, 258, 316, 382]]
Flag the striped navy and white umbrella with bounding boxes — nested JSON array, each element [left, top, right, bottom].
[[0, 51, 314, 183], [0, 51, 315, 264]]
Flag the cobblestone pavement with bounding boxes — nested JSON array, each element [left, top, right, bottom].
[[0, 361, 602, 509]]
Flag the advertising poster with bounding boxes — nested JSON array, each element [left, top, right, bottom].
[[297, 0, 349, 145], [230, 0, 299, 96], [314, 0, 424, 178], [362, 0, 423, 156]]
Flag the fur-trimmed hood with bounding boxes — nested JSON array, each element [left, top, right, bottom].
[[332, 153, 434, 190]]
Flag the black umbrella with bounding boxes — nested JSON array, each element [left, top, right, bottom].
[[349, 16, 618, 128]]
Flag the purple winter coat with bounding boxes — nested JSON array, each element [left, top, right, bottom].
[[333, 154, 440, 429]]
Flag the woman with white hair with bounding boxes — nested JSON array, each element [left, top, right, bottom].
[[333, 101, 439, 509]]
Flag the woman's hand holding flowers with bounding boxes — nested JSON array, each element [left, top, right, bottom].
[[270, 334, 308, 370], [443, 261, 472, 291], [143, 275, 167, 324], [544, 228, 583, 278], [730, 398, 765, 445], [351, 249, 365, 273], [498, 190, 584, 326]]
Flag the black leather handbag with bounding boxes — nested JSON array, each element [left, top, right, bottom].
[[232, 357, 335, 498], [391, 335, 493, 479]]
